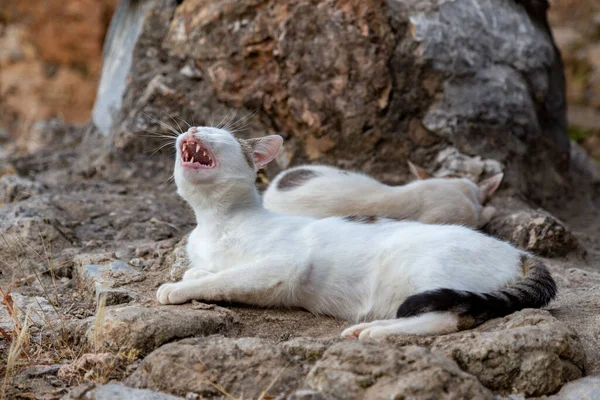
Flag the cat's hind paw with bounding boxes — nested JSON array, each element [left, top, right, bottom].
[[341, 320, 397, 340]]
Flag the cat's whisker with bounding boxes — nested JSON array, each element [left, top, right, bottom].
[[216, 110, 234, 130], [174, 115, 191, 129], [143, 112, 181, 136], [164, 110, 184, 134], [221, 110, 238, 132], [149, 141, 178, 157], [228, 108, 259, 132]]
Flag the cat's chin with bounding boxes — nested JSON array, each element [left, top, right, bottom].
[[175, 165, 218, 186], [181, 161, 216, 171]]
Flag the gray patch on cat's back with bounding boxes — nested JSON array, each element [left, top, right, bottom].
[[277, 169, 320, 191], [343, 215, 379, 224]]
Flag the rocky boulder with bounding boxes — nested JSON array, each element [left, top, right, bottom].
[[97, 0, 569, 203]]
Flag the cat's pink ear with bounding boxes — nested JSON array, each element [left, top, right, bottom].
[[407, 161, 431, 180], [478, 173, 504, 203], [248, 135, 283, 169]]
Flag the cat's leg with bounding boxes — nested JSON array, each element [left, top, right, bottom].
[[342, 312, 459, 340], [182, 267, 214, 280], [157, 261, 290, 306]]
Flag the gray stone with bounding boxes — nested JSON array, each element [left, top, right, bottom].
[[486, 209, 579, 257], [77, 260, 143, 305], [82, 305, 236, 355], [434, 147, 504, 181], [0, 174, 45, 203], [0, 293, 59, 332], [548, 377, 600, 400], [63, 383, 184, 400]]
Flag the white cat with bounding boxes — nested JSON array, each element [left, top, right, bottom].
[[263, 163, 502, 228], [157, 127, 556, 339]]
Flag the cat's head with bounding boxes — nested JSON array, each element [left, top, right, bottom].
[[174, 126, 282, 199]]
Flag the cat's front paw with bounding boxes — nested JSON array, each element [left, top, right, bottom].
[[182, 267, 213, 281], [157, 282, 189, 305]]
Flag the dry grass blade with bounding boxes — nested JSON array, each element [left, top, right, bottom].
[[257, 363, 289, 400], [93, 293, 107, 353], [0, 327, 11, 342], [0, 286, 22, 333], [1, 312, 31, 399]]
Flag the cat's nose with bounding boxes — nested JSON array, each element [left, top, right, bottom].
[[186, 127, 198, 136]]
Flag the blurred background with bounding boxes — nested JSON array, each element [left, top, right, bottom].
[[0, 0, 598, 162]]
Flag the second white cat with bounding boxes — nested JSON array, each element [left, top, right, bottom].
[[263, 164, 502, 228]]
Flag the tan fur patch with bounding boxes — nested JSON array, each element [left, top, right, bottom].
[[520, 254, 531, 275], [236, 138, 255, 170]]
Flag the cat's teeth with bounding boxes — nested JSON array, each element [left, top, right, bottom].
[[203, 151, 207, 156], [191, 157, 194, 163], [196, 145, 200, 152]]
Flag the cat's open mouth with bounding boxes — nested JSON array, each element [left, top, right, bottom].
[[180, 138, 216, 169]]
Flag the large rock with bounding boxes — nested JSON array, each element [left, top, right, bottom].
[[388, 310, 585, 397], [307, 342, 494, 400], [486, 209, 579, 257], [127, 336, 494, 399], [126, 336, 304, 398], [77, 305, 237, 355], [100, 0, 568, 201]]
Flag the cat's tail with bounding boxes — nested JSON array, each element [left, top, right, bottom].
[[396, 254, 557, 329]]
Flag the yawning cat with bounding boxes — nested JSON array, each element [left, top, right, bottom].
[[157, 127, 556, 339]]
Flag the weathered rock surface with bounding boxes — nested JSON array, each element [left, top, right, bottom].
[[77, 260, 142, 305], [0, 174, 45, 203], [0, 292, 59, 332], [388, 310, 585, 397], [79, 305, 237, 354], [127, 336, 495, 400], [308, 342, 494, 400], [486, 209, 579, 257], [63, 383, 183, 400], [126, 336, 303, 398], [549, 264, 600, 375], [165, 236, 190, 281]]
